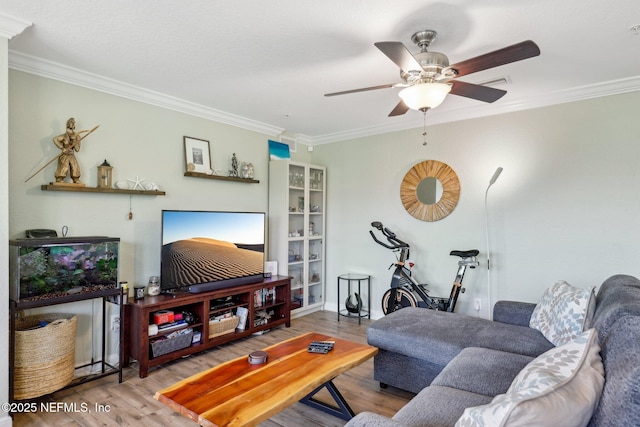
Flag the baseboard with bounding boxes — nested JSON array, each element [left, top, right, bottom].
[[324, 301, 384, 320], [0, 414, 13, 427], [106, 352, 119, 366], [323, 302, 338, 313]]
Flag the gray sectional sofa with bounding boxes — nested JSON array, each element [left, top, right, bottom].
[[345, 274, 640, 427]]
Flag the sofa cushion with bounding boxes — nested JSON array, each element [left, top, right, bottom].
[[529, 280, 594, 345], [432, 347, 534, 397], [393, 385, 492, 427], [492, 301, 536, 326], [373, 349, 444, 394], [368, 308, 554, 368], [589, 316, 640, 427], [345, 412, 407, 427], [456, 328, 604, 427], [591, 274, 640, 342]]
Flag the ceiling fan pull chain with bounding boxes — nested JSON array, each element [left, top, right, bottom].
[[422, 111, 428, 146]]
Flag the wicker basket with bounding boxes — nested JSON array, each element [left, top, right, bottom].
[[209, 316, 239, 338], [150, 331, 193, 357], [14, 313, 77, 400]]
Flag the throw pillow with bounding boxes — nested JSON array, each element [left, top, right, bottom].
[[529, 280, 594, 346], [455, 329, 604, 427], [583, 287, 597, 330]]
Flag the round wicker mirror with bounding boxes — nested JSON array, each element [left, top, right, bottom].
[[400, 160, 460, 221]]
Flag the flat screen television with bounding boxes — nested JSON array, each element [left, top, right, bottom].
[[161, 210, 265, 293]]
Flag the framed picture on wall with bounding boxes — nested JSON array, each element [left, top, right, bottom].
[[184, 136, 212, 174]]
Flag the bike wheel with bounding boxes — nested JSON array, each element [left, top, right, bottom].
[[382, 288, 418, 314]]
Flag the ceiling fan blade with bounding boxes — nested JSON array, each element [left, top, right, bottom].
[[374, 41, 423, 73], [450, 80, 506, 103], [446, 40, 540, 78], [325, 83, 406, 97], [388, 100, 410, 116]]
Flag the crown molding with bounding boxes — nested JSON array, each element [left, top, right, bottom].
[[8, 50, 639, 144], [0, 13, 32, 40], [8, 51, 285, 137], [306, 75, 640, 144]]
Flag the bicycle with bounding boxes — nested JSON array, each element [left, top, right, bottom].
[[369, 221, 479, 314]]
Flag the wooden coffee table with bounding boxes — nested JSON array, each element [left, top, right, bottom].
[[154, 332, 378, 427]]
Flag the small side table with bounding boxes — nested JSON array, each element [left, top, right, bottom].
[[337, 273, 371, 324]]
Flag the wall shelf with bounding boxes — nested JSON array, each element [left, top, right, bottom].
[[184, 171, 259, 184], [41, 184, 166, 196]]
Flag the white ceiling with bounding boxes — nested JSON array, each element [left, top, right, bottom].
[[3, 1, 640, 144]]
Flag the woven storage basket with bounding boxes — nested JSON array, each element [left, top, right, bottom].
[[150, 331, 193, 357], [209, 316, 239, 338], [14, 313, 77, 400]]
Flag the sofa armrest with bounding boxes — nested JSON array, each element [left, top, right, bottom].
[[345, 412, 407, 427], [493, 301, 536, 327]]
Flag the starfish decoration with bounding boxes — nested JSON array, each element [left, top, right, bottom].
[[128, 175, 146, 190]]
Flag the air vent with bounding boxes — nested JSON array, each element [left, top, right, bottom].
[[476, 76, 511, 87]]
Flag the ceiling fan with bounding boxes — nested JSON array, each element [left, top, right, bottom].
[[325, 30, 540, 116]]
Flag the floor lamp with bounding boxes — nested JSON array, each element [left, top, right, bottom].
[[484, 167, 503, 319]]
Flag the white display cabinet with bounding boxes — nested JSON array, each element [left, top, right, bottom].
[[269, 161, 326, 316]]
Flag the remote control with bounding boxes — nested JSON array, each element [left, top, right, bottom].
[[308, 346, 331, 354], [308, 340, 334, 353], [310, 340, 335, 347]]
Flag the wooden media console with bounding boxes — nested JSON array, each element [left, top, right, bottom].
[[127, 275, 291, 377]]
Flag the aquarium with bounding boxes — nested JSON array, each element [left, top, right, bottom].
[[9, 236, 120, 302]]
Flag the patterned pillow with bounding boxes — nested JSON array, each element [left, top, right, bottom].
[[583, 287, 597, 330], [529, 280, 594, 345], [456, 329, 604, 427]]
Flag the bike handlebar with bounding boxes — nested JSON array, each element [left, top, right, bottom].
[[369, 221, 410, 250]]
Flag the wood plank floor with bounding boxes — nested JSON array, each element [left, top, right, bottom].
[[12, 310, 413, 426]]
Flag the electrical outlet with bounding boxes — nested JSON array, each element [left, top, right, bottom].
[[474, 299, 481, 312], [110, 315, 120, 332]]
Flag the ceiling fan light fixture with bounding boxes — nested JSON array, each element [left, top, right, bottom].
[[399, 82, 451, 111]]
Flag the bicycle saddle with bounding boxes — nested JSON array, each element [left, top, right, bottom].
[[450, 249, 479, 258]]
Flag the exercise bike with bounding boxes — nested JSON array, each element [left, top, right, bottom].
[[369, 221, 479, 314]]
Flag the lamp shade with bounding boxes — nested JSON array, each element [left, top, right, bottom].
[[399, 82, 451, 111]]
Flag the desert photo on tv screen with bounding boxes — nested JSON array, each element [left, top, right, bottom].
[[161, 211, 264, 290]]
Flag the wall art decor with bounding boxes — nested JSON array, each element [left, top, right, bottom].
[[184, 136, 212, 174]]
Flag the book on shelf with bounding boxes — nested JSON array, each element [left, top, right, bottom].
[[254, 287, 276, 307], [236, 306, 248, 331], [157, 319, 188, 332]]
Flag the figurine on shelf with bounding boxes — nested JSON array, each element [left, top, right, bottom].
[[241, 162, 255, 179], [229, 153, 239, 177], [145, 182, 160, 191], [52, 118, 99, 185], [127, 175, 146, 190]]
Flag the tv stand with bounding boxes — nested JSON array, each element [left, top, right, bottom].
[[159, 290, 177, 297], [127, 275, 291, 378], [188, 273, 264, 294]]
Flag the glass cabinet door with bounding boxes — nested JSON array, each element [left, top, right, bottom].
[[269, 161, 326, 315]]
